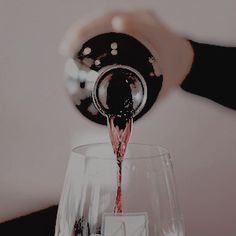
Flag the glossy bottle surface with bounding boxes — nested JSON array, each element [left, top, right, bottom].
[[65, 32, 163, 125]]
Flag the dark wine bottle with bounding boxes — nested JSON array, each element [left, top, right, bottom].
[[65, 32, 163, 125]]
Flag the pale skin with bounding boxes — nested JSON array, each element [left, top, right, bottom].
[[60, 10, 194, 99]]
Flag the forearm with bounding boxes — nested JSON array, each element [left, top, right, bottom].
[[181, 40, 236, 110]]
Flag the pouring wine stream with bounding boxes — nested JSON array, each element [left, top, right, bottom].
[[109, 116, 133, 214], [93, 66, 146, 214]]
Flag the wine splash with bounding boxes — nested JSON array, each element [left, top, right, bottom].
[[108, 116, 133, 214]]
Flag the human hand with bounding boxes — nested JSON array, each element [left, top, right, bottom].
[[60, 10, 194, 98]]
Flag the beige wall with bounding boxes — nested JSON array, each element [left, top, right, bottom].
[[0, 0, 236, 235]]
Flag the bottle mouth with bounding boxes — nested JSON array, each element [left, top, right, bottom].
[[92, 64, 147, 118]]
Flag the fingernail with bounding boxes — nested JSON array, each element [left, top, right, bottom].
[[111, 16, 125, 32]]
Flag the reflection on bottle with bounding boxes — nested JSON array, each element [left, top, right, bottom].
[[65, 32, 163, 125]]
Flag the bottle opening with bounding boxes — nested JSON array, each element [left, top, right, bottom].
[[92, 65, 147, 118]]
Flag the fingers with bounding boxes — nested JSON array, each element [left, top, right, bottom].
[[78, 10, 127, 42], [111, 11, 163, 63], [60, 9, 163, 58], [60, 10, 127, 57]]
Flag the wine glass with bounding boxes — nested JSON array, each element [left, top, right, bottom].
[[55, 143, 184, 236]]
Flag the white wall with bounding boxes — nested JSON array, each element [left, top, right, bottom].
[[0, 0, 236, 235]]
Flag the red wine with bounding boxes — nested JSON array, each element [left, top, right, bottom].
[[108, 116, 133, 214], [97, 67, 135, 214], [72, 115, 132, 234]]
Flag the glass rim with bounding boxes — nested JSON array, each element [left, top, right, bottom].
[[72, 142, 170, 160]]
